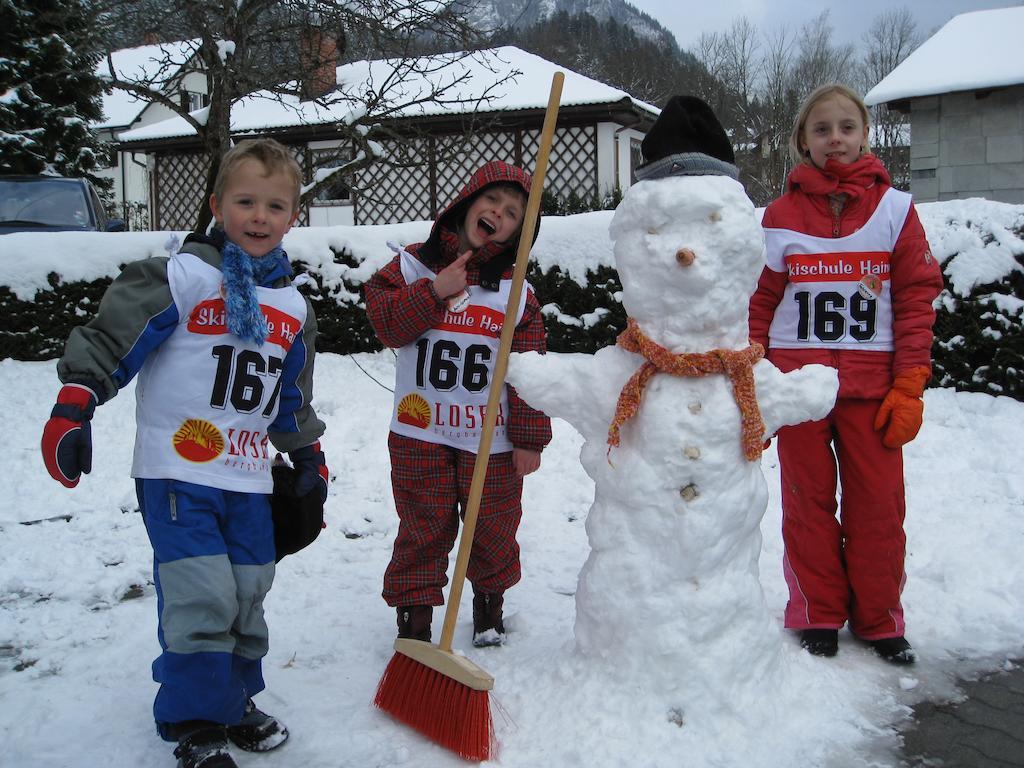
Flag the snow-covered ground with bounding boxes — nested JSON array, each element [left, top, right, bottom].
[[1, 198, 1023, 767], [1, 352, 1022, 768]]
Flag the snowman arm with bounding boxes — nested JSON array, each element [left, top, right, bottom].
[[508, 348, 637, 438], [506, 351, 590, 422], [754, 359, 839, 436]]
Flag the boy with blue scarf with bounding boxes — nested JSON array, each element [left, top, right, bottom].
[[41, 138, 328, 768]]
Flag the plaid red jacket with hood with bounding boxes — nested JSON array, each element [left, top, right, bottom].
[[363, 160, 552, 451]]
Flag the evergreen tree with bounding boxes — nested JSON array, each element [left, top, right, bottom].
[[0, 0, 111, 189]]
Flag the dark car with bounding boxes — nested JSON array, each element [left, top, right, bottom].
[[0, 175, 126, 234]]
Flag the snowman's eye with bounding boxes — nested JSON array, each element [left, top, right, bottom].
[[647, 227, 658, 235], [710, 210, 722, 222], [676, 248, 695, 266]]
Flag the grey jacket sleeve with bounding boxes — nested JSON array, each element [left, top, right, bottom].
[[56, 256, 178, 403]]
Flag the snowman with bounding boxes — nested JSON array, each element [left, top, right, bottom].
[[507, 97, 840, 716]]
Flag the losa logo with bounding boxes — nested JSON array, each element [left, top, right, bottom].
[[172, 418, 225, 462], [396, 394, 431, 429]]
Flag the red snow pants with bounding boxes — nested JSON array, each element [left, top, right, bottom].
[[777, 398, 907, 639], [382, 432, 524, 607]]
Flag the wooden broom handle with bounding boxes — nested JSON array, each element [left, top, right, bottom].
[[439, 71, 565, 652]]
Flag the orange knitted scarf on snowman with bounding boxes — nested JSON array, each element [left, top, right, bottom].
[[607, 318, 767, 462]]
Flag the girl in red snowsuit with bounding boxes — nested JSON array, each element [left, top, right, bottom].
[[364, 161, 551, 647], [748, 84, 944, 664]]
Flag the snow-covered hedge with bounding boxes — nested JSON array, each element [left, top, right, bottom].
[[920, 201, 1024, 400], [1, 200, 1021, 399]]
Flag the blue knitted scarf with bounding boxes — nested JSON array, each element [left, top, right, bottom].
[[221, 239, 285, 346]]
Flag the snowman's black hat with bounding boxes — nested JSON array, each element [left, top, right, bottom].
[[636, 95, 738, 181]]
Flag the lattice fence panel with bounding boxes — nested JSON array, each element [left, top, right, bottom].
[[354, 137, 433, 225], [522, 125, 597, 202], [155, 152, 209, 231], [434, 132, 518, 214], [156, 145, 313, 232]]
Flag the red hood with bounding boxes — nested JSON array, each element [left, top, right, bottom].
[[419, 160, 534, 272]]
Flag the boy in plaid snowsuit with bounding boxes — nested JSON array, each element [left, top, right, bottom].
[[364, 160, 551, 647]]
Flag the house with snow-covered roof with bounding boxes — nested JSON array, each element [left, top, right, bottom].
[[91, 40, 206, 226], [865, 6, 1024, 204], [112, 46, 659, 230]]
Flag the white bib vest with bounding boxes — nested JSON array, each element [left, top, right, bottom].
[[132, 250, 308, 493], [390, 249, 528, 453], [763, 187, 912, 352]]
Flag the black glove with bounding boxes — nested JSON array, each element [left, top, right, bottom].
[[270, 457, 325, 562], [41, 384, 97, 488], [288, 441, 329, 503]]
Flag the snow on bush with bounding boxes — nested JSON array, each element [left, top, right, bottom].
[[1, 198, 1021, 398]]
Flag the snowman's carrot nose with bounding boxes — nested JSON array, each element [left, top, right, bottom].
[[676, 248, 696, 266]]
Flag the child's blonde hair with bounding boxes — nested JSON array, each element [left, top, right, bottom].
[[789, 83, 871, 165], [212, 138, 303, 210]]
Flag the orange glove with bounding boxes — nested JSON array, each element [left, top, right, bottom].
[[873, 366, 930, 449]]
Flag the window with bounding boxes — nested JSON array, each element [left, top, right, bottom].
[[310, 148, 352, 205], [181, 91, 209, 112], [630, 138, 643, 184]]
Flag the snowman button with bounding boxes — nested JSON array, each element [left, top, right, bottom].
[[676, 248, 696, 266]]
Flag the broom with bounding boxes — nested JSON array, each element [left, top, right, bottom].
[[374, 70, 565, 762]]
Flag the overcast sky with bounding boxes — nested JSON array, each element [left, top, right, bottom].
[[626, 0, 1023, 52]]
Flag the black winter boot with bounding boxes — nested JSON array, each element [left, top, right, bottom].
[[867, 636, 916, 665], [396, 605, 433, 642], [472, 590, 505, 647], [799, 629, 839, 657], [170, 722, 237, 768], [226, 698, 289, 752]]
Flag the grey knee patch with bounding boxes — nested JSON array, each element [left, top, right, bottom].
[[159, 554, 238, 654], [231, 562, 274, 659]]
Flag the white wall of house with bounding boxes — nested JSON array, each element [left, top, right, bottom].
[[93, 138, 154, 225], [307, 204, 355, 226], [596, 121, 644, 197]]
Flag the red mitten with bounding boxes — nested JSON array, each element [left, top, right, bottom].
[[873, 367, 930, 449], [41, 384, 97, 488]]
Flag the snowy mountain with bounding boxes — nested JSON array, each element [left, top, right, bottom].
[[458, 0, 677, 47]]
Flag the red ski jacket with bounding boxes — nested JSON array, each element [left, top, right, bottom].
[[748, 155, 944, 399]]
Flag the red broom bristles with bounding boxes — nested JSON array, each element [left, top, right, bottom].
[[374, 651, 495, 762]]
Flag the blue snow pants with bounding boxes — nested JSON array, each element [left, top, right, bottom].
[[136, 478, 275, 736]]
